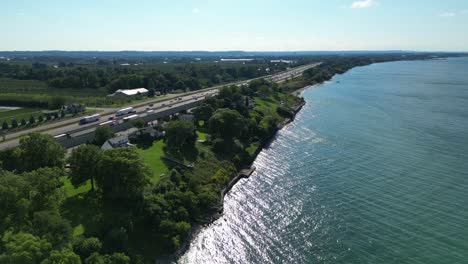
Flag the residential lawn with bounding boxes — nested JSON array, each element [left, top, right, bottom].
[[59, 176, 94, 237], [137, 140, 169, 183], [196, 131, 207, 141]]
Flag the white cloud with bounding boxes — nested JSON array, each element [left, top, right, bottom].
[[460, 9, 468, 15], [351, 0, 375, 9], [439, 12, 456, 17], [192, 7, 200, 14]]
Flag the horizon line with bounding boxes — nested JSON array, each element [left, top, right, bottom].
[[1, 49, 468, 53]]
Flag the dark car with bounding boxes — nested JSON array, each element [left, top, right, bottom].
[[108, 116, 114, 120], [149, 103, 154, 107]]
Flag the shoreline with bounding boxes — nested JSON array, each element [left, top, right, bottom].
[[162, 56, 454, 263], [171, 85, 313, 264]]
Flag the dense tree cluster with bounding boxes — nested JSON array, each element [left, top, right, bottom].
[[0, 60, 285, 93], [0, 134, 139, 262]]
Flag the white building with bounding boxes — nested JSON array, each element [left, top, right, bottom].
[[109, 88, 149, 97]]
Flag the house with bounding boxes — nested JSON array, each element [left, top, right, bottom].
[[108, 88, 149, 97], [179, 114, 194, 123], [101, 135, 132, 150], [128, 127, 165, 141]]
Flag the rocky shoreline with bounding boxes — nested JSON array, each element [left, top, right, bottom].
[[162, 87, 311, 264]]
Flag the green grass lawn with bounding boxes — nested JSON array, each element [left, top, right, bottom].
[[197, 131, 207, 141], [59, 176, 92, 198], [137, 140, 169, 183], [254, 97, 281, 119]]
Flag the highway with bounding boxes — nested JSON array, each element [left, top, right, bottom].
[[0, 62, 321, 150]]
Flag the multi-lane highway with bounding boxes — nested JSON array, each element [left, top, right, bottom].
[[0, 62, 321, 150]]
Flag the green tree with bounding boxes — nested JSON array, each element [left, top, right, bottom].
[[29, 115, 36, 125], [147, 88, 156, 97], [32, 210, 72, 247], [73, 237, 102, 260], [11, 119, 18, 128], [258, 85, 271, 97], [208, 108, 246, 140], [20, 118, 26, 126], [2, 121, 8, 130], [96, 148, 150, 201], [0, 171, 31, 233], [104, 253, 130, 264], [94, 126, 115, 146], [69, 145, 102, 191], [0, 231, 52, 263], [85, 253, 105, 264], [39, 115, 44, 122], [49, 96, 66, 110], [41, 248, 81, 264], [18, 133, 66, 172], [164, 120, 197, 151], [193, 103, 214, 125], [147, 79, 156, 89]]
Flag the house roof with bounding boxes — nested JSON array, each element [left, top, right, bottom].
[[101, 135, 130, 150], [115, 88, 149, 96]]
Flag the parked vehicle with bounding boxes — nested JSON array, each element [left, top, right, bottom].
[[79, 114, 100, 125]]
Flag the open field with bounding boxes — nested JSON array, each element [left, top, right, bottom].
[[0, 77, 174, 108], [0, 107, 44, 124]]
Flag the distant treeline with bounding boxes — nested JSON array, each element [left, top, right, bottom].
[[0, 60, 292, 93]]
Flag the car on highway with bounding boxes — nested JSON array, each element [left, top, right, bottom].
[[149, 103, 154, 107]]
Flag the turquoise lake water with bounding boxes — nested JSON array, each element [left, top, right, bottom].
[[181, 57, 468, 264]]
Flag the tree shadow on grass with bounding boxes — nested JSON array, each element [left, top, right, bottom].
[[61, 191, 103, 236], [132, 134, 155, 150], [164, 145, 199, 164]]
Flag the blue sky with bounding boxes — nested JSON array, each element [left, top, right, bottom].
[[1, 0, 468, 51]]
